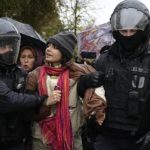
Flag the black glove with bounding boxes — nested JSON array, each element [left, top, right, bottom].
[[136, 131, 150, 150], [77, 71, 104, 98], [87, 72, 100, 88], [87, 71, 104, 88]]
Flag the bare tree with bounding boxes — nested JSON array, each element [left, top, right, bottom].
[[58, 0, 95, 34]]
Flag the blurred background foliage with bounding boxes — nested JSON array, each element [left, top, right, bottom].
[[0, 0, 95, 39]]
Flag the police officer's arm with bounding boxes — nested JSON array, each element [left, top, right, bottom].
[[77, 53, 106, 98], [77, 71, 104, 98], [0, 80, 47, 113]]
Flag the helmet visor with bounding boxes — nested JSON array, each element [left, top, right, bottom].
[[0, 35, 20, 65], [110, 8, 149, 31]]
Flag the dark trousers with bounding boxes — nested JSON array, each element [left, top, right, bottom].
[[94, 134, 140, 150], [0, 140, 31, 150]]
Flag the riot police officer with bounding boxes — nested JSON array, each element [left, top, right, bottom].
[[77, 0, 150, 149], [0, 19, 48, 150]]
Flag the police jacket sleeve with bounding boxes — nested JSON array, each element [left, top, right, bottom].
[[0, 80, 47, 113]]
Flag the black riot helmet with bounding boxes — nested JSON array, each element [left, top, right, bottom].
[[110, 0, 150, 31], [0, 18, 21, 65], [110, 0, 150, 52]]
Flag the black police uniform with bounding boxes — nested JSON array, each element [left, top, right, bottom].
[[0, 18, 46, 150], [77, 0, 150, 149], [95, 43, 150, 136], [0, 65, 44, 150]]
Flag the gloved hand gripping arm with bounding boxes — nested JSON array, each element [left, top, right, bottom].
[[77, 71, 104, 98]]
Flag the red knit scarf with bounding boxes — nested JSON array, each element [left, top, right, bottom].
[[38, 65, 73, 150]]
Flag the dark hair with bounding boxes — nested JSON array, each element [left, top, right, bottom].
[[47, 32, 77, 62], [45, 43, 71, 65]]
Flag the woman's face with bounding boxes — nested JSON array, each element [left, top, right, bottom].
[[19, 49, 36, 72], [45, 43, 62, 65]]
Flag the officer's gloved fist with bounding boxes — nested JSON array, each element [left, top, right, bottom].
[[87, 71, 103, 88], [137, 131, 150, 150], [77, 71, 104, 98]]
